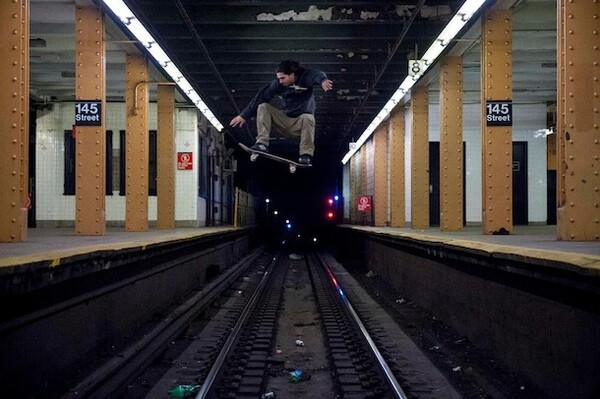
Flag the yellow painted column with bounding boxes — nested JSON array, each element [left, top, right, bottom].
[[349, 153, 359, 223], [233, 187, 239, 227], [0, 0, 29, 242], [75, 5, 106, 236], [439, 56, 464, 231], [361, 145, 367, 196], [557, 0, 566, 237], [411, 85, 429, 229], [125, 54, 149, 232], [389, 110, 406, 227], [557, 0, 600, 240], [20, 0, 29, 236], [373, 124, 388, 226], [361, 145, 369, 224], [481, 9, 513, 235], [156, 84, 175, 229]]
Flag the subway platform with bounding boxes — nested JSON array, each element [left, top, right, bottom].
[[0, 226, 240, 268], [0, 225, 253, 399], [0, 225, 599, 398], [332, 224, 600, 399], [341, 224, 600, 268], [1, 225, 598, 267]]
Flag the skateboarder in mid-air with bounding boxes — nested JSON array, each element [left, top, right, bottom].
[[229, 59, 333, 165]]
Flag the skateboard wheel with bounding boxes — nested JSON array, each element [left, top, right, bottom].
[[289, 165, 297, 173], [250, 154, 258, 162]]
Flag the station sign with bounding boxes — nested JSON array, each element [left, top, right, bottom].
[[75, 100, 102, 126], [486, 100, 512, 126], [177, 152, 193, 170], [357, 196, 372, 212]]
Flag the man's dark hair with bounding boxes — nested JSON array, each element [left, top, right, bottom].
[[277, 60, 301, 75]]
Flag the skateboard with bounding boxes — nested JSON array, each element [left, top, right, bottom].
[[239, 143, 311, 173]]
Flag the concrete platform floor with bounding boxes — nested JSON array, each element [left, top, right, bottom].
[[0, 225, 598, 268], [0, 226, 237, 268]]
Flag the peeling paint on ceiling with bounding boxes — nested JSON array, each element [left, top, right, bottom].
[[257, 5, 333, 21], [256, 5, 453, 22]]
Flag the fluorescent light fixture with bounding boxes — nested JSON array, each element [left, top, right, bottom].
[[103, 0, 224, 131], [341, 0, 487, 164], [104, 0, 134, 21]]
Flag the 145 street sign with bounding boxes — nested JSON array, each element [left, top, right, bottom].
[[75, 101, 102, 126], [486, 100, 512, 126]]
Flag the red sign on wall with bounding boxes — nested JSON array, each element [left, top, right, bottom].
[[177, 152, 193, 170], [357, 196, 372, 212]]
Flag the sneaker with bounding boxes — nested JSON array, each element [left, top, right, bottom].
[[298, 154, 312, 165], [250, 142, 268, 152]]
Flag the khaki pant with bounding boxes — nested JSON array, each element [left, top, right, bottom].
[[255, 103, 315, 156]]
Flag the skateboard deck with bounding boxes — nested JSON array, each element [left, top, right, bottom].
[[239, 143, 311, 173]]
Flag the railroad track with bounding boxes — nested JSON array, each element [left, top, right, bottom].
[[65, 250, 461, 398]]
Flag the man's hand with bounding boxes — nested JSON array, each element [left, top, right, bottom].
[[230, 115, 246, 128], [321, 79, 333, 92]]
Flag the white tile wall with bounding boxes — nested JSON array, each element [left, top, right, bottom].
[[36, 104, 76, 222], [35, 102, 199, 225], [175, 125, 199, 221], [513, 103, 548, 222], [463, 103, 483, 223], [343, 162, 351, 221]]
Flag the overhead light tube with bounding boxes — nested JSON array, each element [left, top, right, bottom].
[[103, 0, 223, 131], [342, 0, 488, 164]]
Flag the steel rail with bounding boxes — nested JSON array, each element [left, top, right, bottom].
[[195, 253, 280, 399], [62, 247, 264, 399], [315, 252, 409, 399]]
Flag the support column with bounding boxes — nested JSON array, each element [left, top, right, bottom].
[[389, 110, 406, 227], [439, 56, 464, 231], [125, 54, 149, 232], [0, 0, 29, 242], [557, 0, 600, 240], [21, 1, 29, 234], [481, 9, 513, 235], [373, 124, 388, 226], [349, 152, 359, 223], [411, 85, 429, 229], [75, 5, 106, 236], [156, 84, 175, 229], [361, 145, 370, 224]]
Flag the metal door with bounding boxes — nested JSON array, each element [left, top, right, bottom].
[[512, 141, 528, 225]]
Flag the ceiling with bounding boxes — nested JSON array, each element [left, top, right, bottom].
[[119, 0, 467, 156], [29, 0, 557, 200]]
